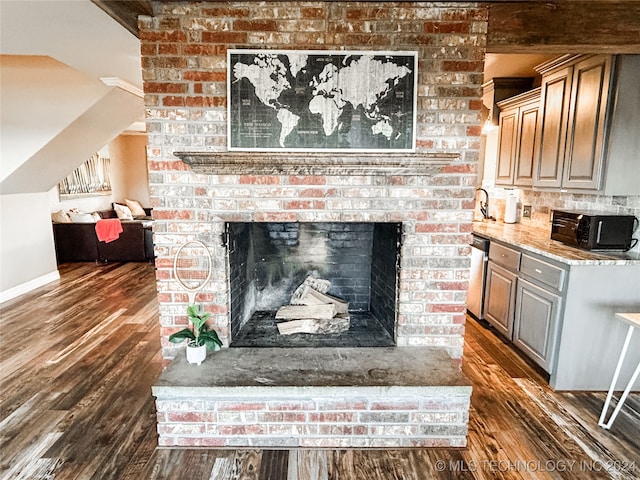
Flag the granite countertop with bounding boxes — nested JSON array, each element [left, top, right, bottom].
[[472, 221, 640, 266]]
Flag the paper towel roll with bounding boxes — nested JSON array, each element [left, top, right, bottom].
[[504, 192, 518, 223]]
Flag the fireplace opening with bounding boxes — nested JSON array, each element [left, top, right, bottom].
[[226, 222, 401, 348]]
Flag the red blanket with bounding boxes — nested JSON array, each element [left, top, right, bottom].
[[95, 219, 123, 243]]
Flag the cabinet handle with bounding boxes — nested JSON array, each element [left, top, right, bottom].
[[535, 269, 542, 274]]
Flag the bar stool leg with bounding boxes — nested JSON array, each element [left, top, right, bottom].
[[598, 324, 640, 429]]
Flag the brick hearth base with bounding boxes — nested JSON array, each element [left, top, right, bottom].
[[152, 347, 472, 448]]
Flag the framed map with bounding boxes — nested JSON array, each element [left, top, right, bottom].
[[227, 49, 417, 152]]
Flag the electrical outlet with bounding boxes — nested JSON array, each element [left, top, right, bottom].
[[522, 205, 532, 218]]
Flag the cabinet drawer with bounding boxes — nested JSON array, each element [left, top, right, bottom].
[[520, 254, 567, 291], [488, 243, 521, 271]]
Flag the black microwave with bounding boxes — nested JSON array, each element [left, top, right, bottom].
[[551, 210, 638, 251]]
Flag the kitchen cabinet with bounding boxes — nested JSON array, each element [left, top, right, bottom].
[[534, 54, 611, 190], [483, 243, 520, 338], [513, 254, 565, 371], [484, 261, 517, 337], [495, 89, 540, 187], [495, 108, 517, 185], [533, 60, 573, 189], [513, 280, 562, 372], [562, 55, 612, 190], [533, 54, 640, 195], [483, 243, 567, 372]]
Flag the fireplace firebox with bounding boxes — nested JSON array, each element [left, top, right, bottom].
[[227, 222, 401, 348]]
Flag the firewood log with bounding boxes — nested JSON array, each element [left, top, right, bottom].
[[275, 304, 336, 320], [292, 286, 349, 314], [277, 314, 350, 335]]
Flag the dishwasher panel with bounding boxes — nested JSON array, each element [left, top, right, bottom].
[[467, 234, 490, 320]]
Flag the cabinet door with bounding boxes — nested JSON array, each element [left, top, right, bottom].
[[563, 55, 612, 190], [513, 279, 563, 372], [534, 66, 573, 188], [483, 262, 517, 338], [514, 102, 539, 186], [495, 107, 518, 185]]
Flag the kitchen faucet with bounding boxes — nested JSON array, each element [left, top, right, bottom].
[[476, 188, 495, 221]]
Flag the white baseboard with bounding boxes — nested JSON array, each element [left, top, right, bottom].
[[0, 270, 60, 304]]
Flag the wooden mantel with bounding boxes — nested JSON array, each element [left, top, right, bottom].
[[174, 151, 460, 176]]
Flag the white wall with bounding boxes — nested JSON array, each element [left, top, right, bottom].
[[109, 134, 151, 207], [48, 188, 114, 214], [0, 193, 59, 302]]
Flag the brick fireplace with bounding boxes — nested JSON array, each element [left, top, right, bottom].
[[143, 1, 485, 447]]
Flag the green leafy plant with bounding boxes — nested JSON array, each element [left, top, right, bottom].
[[169, 305, 222, 351]]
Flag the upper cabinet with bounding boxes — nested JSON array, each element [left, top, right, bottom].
[[532, 54, 640, 195], [495, 89, 540, 187], [563, 56, 611, 190], [533, 55, 611, 190], [600, 55, 640, 196], [532, 59, 574, 189]]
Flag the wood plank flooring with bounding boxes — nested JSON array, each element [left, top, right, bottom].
[[1, 262, 638, 479]]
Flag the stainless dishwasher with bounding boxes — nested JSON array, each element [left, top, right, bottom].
[[467, 234, 490, 320]]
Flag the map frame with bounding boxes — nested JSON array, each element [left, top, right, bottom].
[[227, 49, 418, 153]]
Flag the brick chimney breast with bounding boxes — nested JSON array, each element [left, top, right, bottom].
[[140, 1, 486, 361]]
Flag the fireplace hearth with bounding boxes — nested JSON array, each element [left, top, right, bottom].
[[153, 346, 472, 448]]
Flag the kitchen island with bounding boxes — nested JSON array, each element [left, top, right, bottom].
[[472, 220, 640, 391]]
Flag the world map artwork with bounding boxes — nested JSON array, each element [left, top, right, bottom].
[[228, 50, 417, 151]]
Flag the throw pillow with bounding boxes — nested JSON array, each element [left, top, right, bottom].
[[69, 212, 96, 223], [125, 198, 146, 217], [51, 210, 72, 223], [114, 203, 134, 220]]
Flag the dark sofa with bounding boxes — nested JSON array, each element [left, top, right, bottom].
[[52, 209, 154, 263]]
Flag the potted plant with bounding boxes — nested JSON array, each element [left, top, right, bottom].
[[169, 305, 222, 365]]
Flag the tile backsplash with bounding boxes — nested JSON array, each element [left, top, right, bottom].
[[478, 187, 640, 253]]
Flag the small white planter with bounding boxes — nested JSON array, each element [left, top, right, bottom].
[[186, 344, 207, 365]]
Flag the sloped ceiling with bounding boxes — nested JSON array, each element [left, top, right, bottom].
[[0, 0, 142, 88], [0, 0, 144, 194]]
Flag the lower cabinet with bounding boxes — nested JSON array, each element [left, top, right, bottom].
[[482, 242, 567, 373], [513, 279, 563, 371], [476, 235, 640, 390], [484, 262, 517, 338]]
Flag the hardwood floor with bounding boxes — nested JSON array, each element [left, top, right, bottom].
[[1, 262, 638, 479]]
